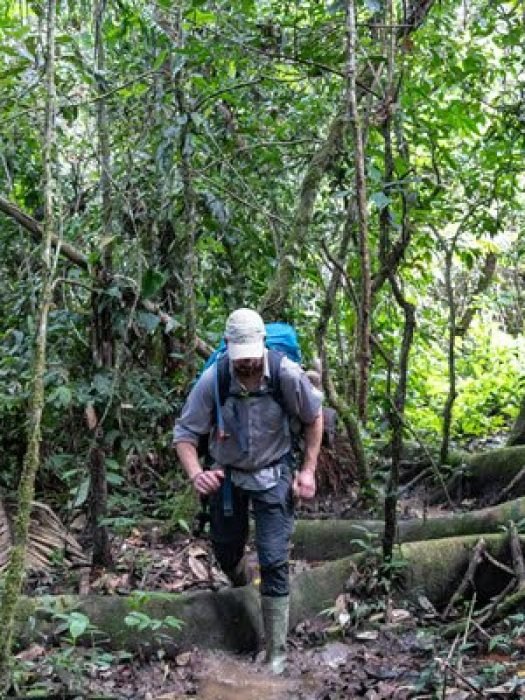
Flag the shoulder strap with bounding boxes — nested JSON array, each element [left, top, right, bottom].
[[216, 353, 231, 406], [209, 353, 230, 439], [215, 349, 286, 410], [267, 349, 284, 409]]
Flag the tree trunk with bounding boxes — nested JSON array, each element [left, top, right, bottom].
[[346, 0, 371, 423], [384, 277, 416, 563], [440, 247, 457, 464], [0, 0, 57, 685], [88, 0, 113, 569], [429, 446, 525, 504], [508, 396, 525, 447], [259, 0, 439, 321], [315, 205, 371, 489], [259, 111, 347, 319], [175, 10, 198, 385]]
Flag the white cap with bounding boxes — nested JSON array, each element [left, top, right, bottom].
[[225, 308, 266, 360]]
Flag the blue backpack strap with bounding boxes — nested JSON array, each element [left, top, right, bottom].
[[213, 353, 231, 440]]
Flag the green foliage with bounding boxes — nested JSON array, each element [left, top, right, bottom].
[[0, 0, 524, 634], [408, 317, 525, 440]]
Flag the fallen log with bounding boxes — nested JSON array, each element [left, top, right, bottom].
[[429, 446, 525, 503], [292, 496, 525, 560], [15, 534, 524, 654]]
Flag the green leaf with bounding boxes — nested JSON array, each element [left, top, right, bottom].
[[136, 311, 161, 333], [48, 385, 72, 408], [141, 269, 167, 300], [68, 612, 90, 640], [163, 615, 184, 630], [370, 192, 391, 210], [74, 477, 90, 507]]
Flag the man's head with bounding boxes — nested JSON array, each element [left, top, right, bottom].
[[225, 308, 266, 378]]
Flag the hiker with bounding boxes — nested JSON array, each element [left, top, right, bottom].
[[173, 308, 323, 673]]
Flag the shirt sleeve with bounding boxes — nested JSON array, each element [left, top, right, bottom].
[[173, 366, 215, 446], [279, 357, 323, 425]]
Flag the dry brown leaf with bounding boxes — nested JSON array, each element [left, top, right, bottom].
[[15, 644, 46, 662], [188, 555, 208, 581]]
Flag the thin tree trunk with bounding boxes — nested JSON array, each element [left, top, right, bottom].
[[175, 9, 198, 384], [346, 0, 371, 423], [379, 0, 416, 565], [315, 208, 370, 488], [383, 276, 416, 563], [89, 0, 113, 568], [440, 247, 456, 465], [508, 396, 525, 447], [0, 0, 57, 685], [260, 110, 347, 319]]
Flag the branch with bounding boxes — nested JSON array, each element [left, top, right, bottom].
[[0, 195, 88, 270], [0, 195, 213, 360]]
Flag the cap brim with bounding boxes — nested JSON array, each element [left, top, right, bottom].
[[228, 340, 265, 360]]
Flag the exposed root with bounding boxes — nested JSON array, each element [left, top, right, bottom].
[[442, 538, 486, 619]]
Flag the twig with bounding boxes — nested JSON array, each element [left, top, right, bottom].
[[442, 633, 460, 699], [458, 593, 476, 673], [0, 69, 160, 128], [489, 467, 525, 506], [398, 466, 433, 495], [470, 618, 491, 639], [482, 550, 517, 579], [509, 520, 525, 587], [443, 538, 485, 619], [435, 658, 484, 697]]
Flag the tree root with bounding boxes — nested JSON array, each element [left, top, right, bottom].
[[13, 533, 525, 654], [293, 496, 525, 560]]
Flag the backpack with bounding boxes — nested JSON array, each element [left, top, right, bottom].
[[201, 322, 301, 373]]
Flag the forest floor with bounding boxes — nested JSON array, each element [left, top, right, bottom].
[[12, 434, 525, 698]]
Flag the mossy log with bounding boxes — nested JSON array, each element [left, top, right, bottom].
[[15, 534, 524, 655], [293, 496, 525, 561], [431, 446, 525, 503]]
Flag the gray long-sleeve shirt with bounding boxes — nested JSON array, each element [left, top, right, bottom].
[[173, 351, 322, 488]]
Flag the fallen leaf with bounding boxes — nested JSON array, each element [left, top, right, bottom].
[[188, 555, 209, 581], [390, 608, 411, 623], [15, 644, 46, 662], [355, 630, 379, 641]]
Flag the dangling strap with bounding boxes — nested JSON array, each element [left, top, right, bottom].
[[222, 466, 233, 517], [214, 353, 227, 440]]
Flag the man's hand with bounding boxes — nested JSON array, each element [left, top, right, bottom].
[[293, 468, 316, 500], [192, 469, 224, 495]]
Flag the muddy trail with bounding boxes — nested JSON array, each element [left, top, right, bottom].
[[11, 436, 525, 698], [14, 496, 525, 699]]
